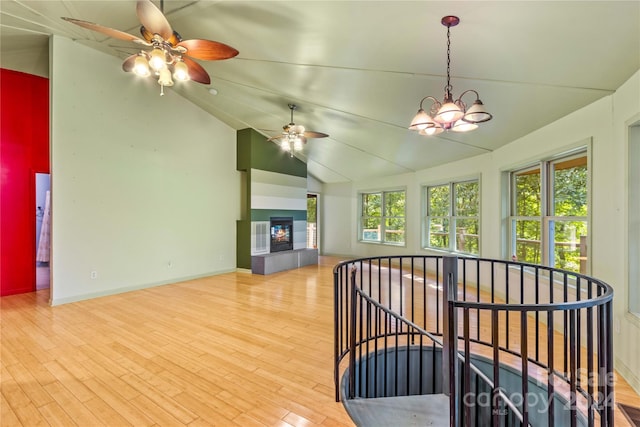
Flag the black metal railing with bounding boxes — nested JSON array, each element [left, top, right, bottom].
[[334, 255, 614, 427]]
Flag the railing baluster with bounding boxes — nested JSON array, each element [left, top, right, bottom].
[[521, 310, 529, 427], [570, 308, 577, 427], [492, 309, 501, 427], [547, 310, 555, 427], [564, 273, 569, 377], [587, 303, 594, 427], [476, 259, 481, 342], [464, 308, 471, 427], [505, 261, 510, 350], [348, 267, 357, 400], [605, 300, 614, 426]]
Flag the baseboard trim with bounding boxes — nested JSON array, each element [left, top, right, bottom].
[[615, 356, 640, 397], [50, 268, 237, 306]]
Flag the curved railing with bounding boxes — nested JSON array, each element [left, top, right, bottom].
[[334, 255, 614, 427]]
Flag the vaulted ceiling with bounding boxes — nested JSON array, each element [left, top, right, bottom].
[[1, 1, 638, 183]]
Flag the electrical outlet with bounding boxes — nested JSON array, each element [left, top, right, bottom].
[[90, 271, 98, 279]]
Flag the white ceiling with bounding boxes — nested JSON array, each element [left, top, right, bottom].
[[1, 1, 639, 183]]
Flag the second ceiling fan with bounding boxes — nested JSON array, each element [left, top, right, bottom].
[[269, 104, 329, 153]]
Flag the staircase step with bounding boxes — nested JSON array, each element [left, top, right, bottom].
[[343, 393, 450, 427]]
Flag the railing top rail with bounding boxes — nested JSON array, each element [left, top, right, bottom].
[[352, 286, 444, 348], [334, 255, 614, 312]]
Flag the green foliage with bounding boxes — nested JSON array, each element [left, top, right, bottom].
[[428, 185, 449, 216], [512, 159, 588, 272], [361, 191, 405, 244], [427, 181, 480, 254], [515, 170, 541, 216], [307, 196, 317, 223], [455, 181, 479, 217], [554, 165, 587, 216]]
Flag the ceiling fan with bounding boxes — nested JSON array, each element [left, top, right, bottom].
[[61, 0, 238, 95], [268, 104, 329, 153]]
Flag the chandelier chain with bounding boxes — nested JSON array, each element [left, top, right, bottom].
[[445, 25, 452, 94]]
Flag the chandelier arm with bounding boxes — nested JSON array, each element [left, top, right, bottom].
[[457, 89, 480, 102], [419, 96, 442, 111]]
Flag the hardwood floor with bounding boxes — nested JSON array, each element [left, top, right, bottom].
[[1, 256, 638, 426]]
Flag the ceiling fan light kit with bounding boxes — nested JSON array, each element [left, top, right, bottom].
[[61, 0, 238, 96], [269, 104, 329, 156], [409, 15, 492, 136]]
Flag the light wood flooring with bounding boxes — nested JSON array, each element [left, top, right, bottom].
[[1, 256, 638, 426]]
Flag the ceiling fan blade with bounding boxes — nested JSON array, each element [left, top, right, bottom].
[[182, 57, 211, 85], [303, 131, 329, 139], [136, 0, 173, 40], [267, 135, 283, 142], [121, 54, 139, 72], [178, 39, 239, 61], [61, 17, 147, 44]]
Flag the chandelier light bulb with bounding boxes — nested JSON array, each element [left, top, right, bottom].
[[419, 124, 444, 136], [281, 139, 291, 152], [434, 100, 464, 124], [409, 109, 433, 131], [149, 47, 166, 71], [133, 55, 150, 77], [451, 120, 478, 133], [173, 60, 190, 82], [293, 137, 304, 151], [463, 99, 493, 123], [158, 67, 174, 87]]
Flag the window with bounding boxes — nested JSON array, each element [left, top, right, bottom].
[[360, 190, 405, 245], [509, 151, 588, 273], [423, 179, 480, 254]]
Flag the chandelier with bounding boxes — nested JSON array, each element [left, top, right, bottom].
[[409, 16, 492, 136]]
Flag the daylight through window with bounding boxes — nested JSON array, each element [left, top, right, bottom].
[[423, 179, 480, 255], [360, 190, 406, 245], [509, 152, 588, 273]]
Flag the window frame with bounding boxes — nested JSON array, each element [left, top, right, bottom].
[[358, 188, 406, 246], [422, 177, 481, 255], [508, 149, 590, 273]]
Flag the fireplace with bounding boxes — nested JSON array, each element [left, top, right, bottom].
[[270, 217, 293, 253]]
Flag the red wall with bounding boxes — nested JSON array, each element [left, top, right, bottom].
[[1, 69, 50, 296]]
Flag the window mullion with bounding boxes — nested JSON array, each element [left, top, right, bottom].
[[541, 161, 550, 267]]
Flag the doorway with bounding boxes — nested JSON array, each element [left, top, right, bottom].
[[35, 173, 50, 290], [307, 193, 318, 250]]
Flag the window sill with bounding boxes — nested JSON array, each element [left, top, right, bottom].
[[421, 247, 479, 258], [359, 240, 406, 248]]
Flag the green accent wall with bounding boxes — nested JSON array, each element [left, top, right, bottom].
[[237, 128, 306, 177], [236, 128, 308, 269]]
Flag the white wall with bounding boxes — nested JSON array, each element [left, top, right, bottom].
[[322, 70, 640, 393], [50, 36, 240, 305]]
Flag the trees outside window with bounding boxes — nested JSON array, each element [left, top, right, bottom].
[[360, 190, 405, 245], [424, 179, 480, 255], [509, 152, 588, 273]]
